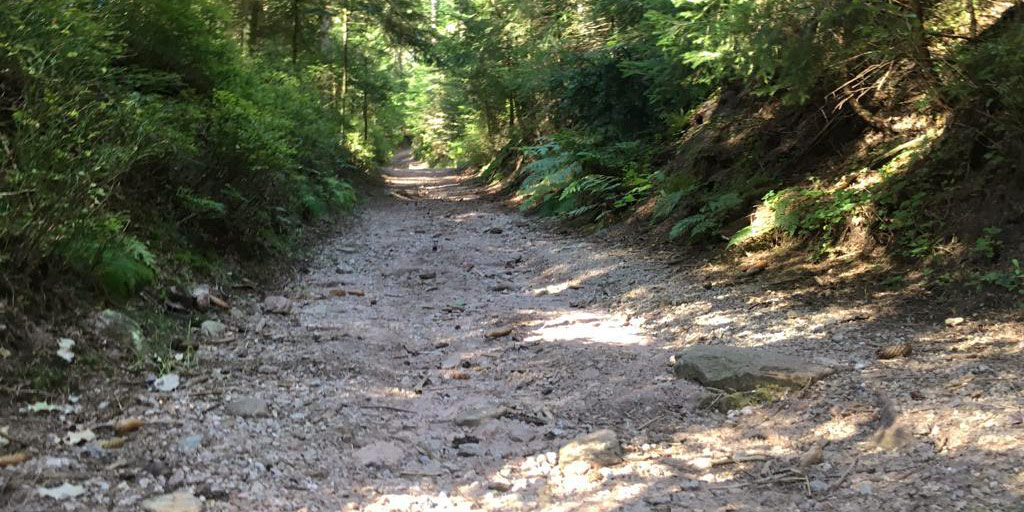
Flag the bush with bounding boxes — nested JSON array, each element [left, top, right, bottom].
[[0, 0, 361, 301]]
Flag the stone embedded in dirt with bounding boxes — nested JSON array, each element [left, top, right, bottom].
[[353, 441, 404, 468], [945, 317, 965, 327], [152, 374, 181, 392], [487, 480, 512, 492], [262, 296, 292, 315], [673, 345, 834, 391], [419, 272, 437, 280], [485, 227, 504, 234], [809, 480, 829, 493], [856, 481, 873, 496], [94, 309, 143, 348], [181, 434, 204, 451], [225, 397, 270, 418], [200, 320, 228, 339], [441, 354, 464, 369], [140, 490, 203, 512], [335, 263, 355, 274], [558, 429, 622, 469], [454, 405, 507, 427]]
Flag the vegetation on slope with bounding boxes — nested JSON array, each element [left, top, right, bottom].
[[0, 0, 428, 305], [405, 0, 1024, 298]]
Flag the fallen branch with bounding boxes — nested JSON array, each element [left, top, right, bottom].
[[340, 402, 416, 414]]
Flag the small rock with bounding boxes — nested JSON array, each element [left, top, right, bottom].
[[140, 490, 203, 512], [336, 263, 355, 274], [809, 480, 829, 493], [181, 435, 203, 451], [262, 296, 292, 315], [457, 443, 485, 457], [56, 338, 76, 363], [487, 480, 512, 492], [856, 481, 873, 495], [152, 374, 181, 392], [225, 397, 269, 418], [200, 320, 228, 339], [441, 354, 464, 369], [557, 429, 622, 469], [486, 227, 504, 234], [37, 483, 86, 500], [191, 285, 212, 311], [455, 405, 506, 427], [353, 441, 404, 468], [944, 317, 965, 327], [419, 272, 437, 280], [94, 309, 143, 348]]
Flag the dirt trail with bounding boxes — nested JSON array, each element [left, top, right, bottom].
[[4, 151, 1022, 511]]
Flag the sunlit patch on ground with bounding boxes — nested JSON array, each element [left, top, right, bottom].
[[523, 310, 649, 346]]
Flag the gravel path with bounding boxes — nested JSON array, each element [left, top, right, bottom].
[[3, 151, 1021, 511]]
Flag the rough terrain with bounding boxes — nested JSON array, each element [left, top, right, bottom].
[[2, 151, 1022, 511]]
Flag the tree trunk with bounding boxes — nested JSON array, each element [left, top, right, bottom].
[[363, 53, 370, 142], [291, 0, 300, 68], [341, 5, 349, 115], [249, 0, 261, 54], [967, 0, 978, 38]]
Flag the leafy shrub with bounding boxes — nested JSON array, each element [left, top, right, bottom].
[[0, 0, 362, 301]]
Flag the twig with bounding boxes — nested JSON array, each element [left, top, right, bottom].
[[637, 414, 666, 431], [827, 456, 859, 493], [340, 402, 416, 414]]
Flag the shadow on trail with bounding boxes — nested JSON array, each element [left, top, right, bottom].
[[335, 151, 1022, 511]]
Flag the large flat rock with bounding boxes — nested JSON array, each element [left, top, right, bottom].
[[673, 345, 833, 391]]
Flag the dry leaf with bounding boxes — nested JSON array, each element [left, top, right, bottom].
[[798, 443, 824, 468], [65, 429, 96, 446], [485, 327, 514, 339], [0, 452, 29, 467], [101, 437, 126, 449], [876, 342, 912, 360], [113, 417, 144, 435]]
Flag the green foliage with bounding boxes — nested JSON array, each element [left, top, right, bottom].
[[970, 228, 1003, 261], [670, 191, 743, 241], [0, 0, 413, 304], [977, 259, 1024, 295], [516, 133, 658, 222]]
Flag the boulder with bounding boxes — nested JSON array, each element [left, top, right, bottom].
[[673, 345, 833, 391]]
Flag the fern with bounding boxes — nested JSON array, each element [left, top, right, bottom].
[[670, 192, 743, 240]]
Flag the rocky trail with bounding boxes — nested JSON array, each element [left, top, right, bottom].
[[2, 151, 1022, 511]]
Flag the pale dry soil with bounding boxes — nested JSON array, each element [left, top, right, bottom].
[[3, 151, 1023, 511]]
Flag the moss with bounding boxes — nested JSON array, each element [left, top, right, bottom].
[[700, 385, 788, 413]]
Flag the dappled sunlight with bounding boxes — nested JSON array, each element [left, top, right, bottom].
[[522, 310, 650, 346]]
